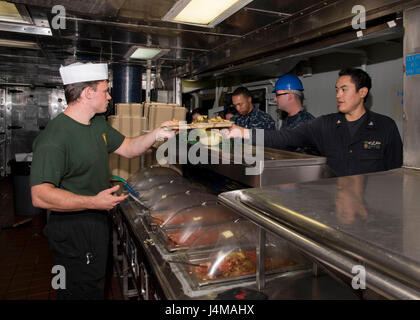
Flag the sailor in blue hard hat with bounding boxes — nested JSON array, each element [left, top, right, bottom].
[[272, 74, 304, 92], [273, 74, 315, 130]]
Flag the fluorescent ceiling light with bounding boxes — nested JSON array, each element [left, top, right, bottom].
[[131, 48, 161, 60], [124, 46, 169, 60], [0, 1, 31, 24], [162, 0, 253, 28], [0, 39, 39, 49]]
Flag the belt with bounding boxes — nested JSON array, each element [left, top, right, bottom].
[[50, 209, 108, 216]]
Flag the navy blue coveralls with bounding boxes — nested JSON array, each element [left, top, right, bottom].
[[251, 109, 403, 177]]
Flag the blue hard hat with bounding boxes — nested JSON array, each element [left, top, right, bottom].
[[272, 74, 304, 93]]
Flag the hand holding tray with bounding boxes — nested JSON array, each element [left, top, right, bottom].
[[164, 121, 233, 130]]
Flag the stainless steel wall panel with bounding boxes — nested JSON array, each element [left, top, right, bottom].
[[0, 86, 66, 176], [403, 6, 420, 168], [0, 89, 6, 176]]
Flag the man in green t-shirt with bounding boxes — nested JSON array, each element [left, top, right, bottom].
[[30, 62, 176, 300]]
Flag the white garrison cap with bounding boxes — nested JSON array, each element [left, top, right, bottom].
[[59, 62, 108, 85]]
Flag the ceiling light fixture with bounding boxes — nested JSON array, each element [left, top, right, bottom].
[[0, 1, 51, 36], [162, 0, 253, 28], [0, 1, 32, 24], [124, 46, 169, 60], [0, 39, 39, 49]]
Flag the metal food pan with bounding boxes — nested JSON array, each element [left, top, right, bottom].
[[154, 219, 252, 254], [149, 191, 218, 212], [171, 245, 311, 289], [141, 184, 207, 208], [148, 204, 241, 229], [130, 166, 180, 182], [131, 174, 186, 192], [145, 201, 219, 231]]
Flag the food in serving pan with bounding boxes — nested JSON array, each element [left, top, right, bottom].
[[142, 183, 204, 207], [132, 174, 185, 192], [193, 115, 208, 123], [208, 116, 225, 123], [192, 115, 225, 123], [166, 228, 221, 248], [200, 131, 222, 146], [151, 214, 171, 226], [130, 166, 180, 182], [163, 220, 254, 249], [151, 205, 238, 228], [140, 181, 205, 200], [164, 116, 232, 130], [149, 192, 217, 212], [188, 250, 296, 281]]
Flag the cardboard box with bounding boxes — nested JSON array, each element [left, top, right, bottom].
[[144, 149, 155, 168], [108, 116, 147, 137], [107, 103, 185, 180], [115, 103, 143, 117], [109, 153, 119, 176], [116, 156, 142, 181], [144, 103, 186, 130], [107, 115, 147, 180], [148, 105, 174, 130], [173, 106, 187, 122], [147, 102, 179, 108]]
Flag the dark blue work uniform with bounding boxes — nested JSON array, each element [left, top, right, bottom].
[[251, 109, 403, 177], [230, 106, 276, 130], [281, 108, 317, 155], [281, 108, 315, 130]]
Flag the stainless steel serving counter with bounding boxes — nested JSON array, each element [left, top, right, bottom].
[[218, 167, 420, 299], [185, 144, 334, 187], [113, 195, 359, 300]]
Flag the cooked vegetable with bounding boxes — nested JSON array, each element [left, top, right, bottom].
[[189, 249, 296, 281]]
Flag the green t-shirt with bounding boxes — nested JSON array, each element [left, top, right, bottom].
[[30, 113, 125, 196]]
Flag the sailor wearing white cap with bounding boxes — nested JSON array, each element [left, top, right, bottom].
[[59, 62, 109, 85], [30, 62, 178, 300]]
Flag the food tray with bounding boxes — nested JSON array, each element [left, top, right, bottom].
[[171, 243, 311, 289], [129, 166, 180, 182], [149, 204, 240, 229], [164, 122, 233, 130], [155, 219, 254, 253], [146, 201, 219, 231], [140, 183, 205, 208], [149, 191, 218, 212], [132, 174, 186, 192]]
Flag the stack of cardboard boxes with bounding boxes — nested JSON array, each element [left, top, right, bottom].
[[108, 102, 186, 180], [143, 102, 187, 129]]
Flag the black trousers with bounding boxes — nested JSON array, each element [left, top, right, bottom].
[[46, 211, 109, 300]]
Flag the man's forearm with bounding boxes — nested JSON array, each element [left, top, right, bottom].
[[115, 121, 177, 159], [125, 130, 158, 158], [31, 184, 95, 212], [115, 129, 158, 159], [251, 127, 311, 149]]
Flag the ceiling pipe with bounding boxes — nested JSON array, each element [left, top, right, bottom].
[[64, 16, 242, 38], [145, 35, 152, 103]]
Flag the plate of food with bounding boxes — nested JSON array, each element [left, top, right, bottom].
[[164, 116, 233, 130]]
